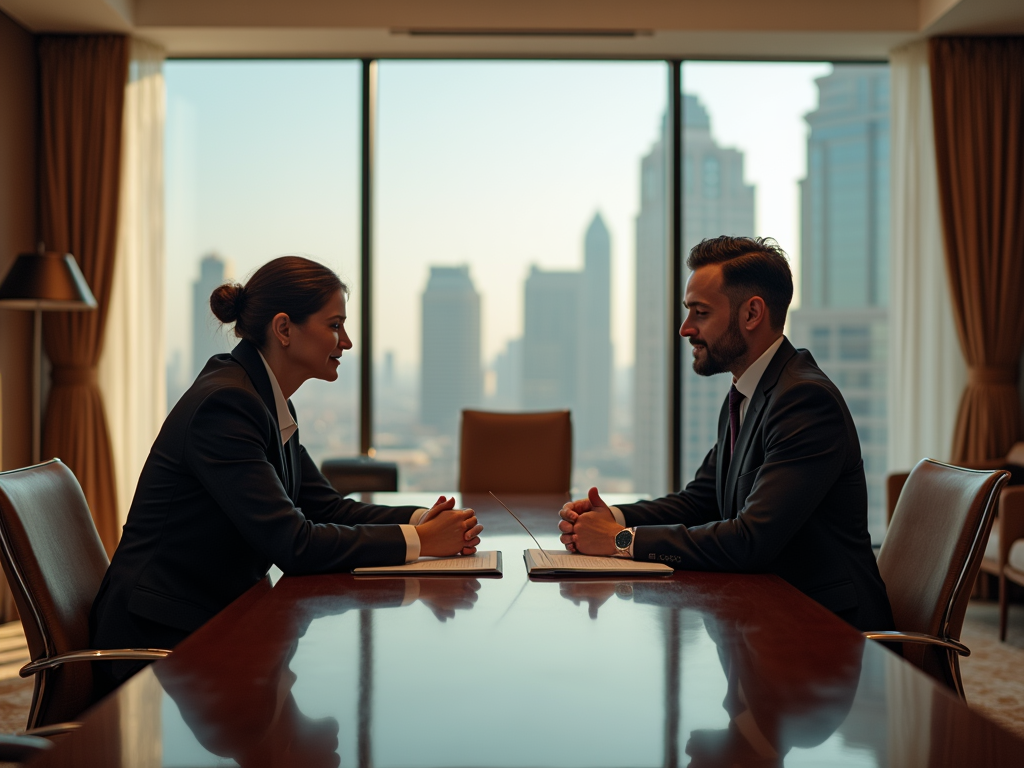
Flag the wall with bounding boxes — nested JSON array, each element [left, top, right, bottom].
[[0, 8, 35, 471]]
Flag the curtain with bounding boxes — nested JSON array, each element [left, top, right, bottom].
[[930, 37, 1024, 463], [99, 39, 167, 528], [38, 35, 128, 556], [887, 41, 966, 473]]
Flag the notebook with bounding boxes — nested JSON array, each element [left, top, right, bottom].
[[353, 550, 502, 576]]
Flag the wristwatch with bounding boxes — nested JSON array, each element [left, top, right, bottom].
[[614, 527, 636, 558]]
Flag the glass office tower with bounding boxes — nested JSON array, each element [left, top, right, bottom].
[[789, 64, 891, 540]]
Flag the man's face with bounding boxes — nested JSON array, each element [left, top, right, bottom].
[[680, 265, 749, 377]]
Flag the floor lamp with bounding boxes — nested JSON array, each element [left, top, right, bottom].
[[0, 249, 97, 464]]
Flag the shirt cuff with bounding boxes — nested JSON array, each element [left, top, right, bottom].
[[409, 508, 429, 525], [610, 506, 626, 527], [400, 524, 421, 562], [401, 578, 421, 606]]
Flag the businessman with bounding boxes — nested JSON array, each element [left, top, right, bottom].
[[558, 236, 894, 631]]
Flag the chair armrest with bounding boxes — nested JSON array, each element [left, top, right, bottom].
[[997, 487, 1024, 563], [22, 722, 81, 738], [20, 648, 171, 677], [863, 630, 970, 656]]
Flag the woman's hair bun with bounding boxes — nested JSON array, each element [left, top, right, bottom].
[[209, 282, 245, 324]]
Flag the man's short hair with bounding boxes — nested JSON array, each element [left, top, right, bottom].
[[686, 236, 793, 332]]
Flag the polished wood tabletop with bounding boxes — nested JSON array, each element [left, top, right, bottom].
[[28, 494, 1024, 767]]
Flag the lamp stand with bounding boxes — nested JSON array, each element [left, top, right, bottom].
[[32, 307, 41, 465]]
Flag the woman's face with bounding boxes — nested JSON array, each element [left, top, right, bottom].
[[288, 289, 352, 383]]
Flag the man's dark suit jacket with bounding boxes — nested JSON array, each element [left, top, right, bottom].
[[619, 338, 894, 631], [90, 339, 418, 657]]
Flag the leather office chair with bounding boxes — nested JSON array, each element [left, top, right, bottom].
[[887, 442, 1024, 640], [868, 459, 1009, 699], [0, 460, 170, 730], [321, 456, 399, 496], [459, 410, 572, 494]]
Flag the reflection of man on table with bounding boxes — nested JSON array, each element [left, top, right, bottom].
[[559, 237, 893, 631], [559, 579, 863, 766]]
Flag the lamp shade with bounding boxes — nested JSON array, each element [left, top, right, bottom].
[[0, 252, 97, 310]]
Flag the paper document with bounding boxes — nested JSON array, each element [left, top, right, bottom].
[[353, 550, 502, 576], [524, 549, 673, 576]]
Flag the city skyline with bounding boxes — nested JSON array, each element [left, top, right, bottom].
[[165, 61, 830, 377]]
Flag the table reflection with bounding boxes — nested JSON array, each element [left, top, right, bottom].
[[24, 496, 1024, 768], [157, 576, 480, 767], [559, 579, 862, 767]]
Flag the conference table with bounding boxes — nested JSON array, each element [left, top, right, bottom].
[[27, 493, 1024, 767]]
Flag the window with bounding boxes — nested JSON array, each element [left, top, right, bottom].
[[163, 58, 890, 539], [374, 62, 668, 493], [681, 62, 891, 542], [165, 61, 362, 461]]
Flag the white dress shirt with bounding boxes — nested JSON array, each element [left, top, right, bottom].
[[257, 351, 424, 562], [610, 335, 787, 553]]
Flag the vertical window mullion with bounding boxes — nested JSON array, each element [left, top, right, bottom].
[[669, 60, 684, 492], [360, 59, 377, 456]]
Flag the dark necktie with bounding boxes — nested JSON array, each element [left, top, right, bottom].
[[729, 385, 746, 454]]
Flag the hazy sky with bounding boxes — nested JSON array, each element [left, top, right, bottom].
[[164, 60, 831, 373]]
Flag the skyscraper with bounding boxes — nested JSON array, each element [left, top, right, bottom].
[[191, 253, 230, 380], [788, 64, 890, 538], [522, 266, 581, 412], [578, 213, 613, 452], [420, 265, 482, 433], [680, 95, 756, 485], [633, 130, 669, 495], [519, 213, 614, 456], [633, 96, 755, 494]]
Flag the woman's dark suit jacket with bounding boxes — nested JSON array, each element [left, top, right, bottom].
[[90, 339, 418, 657]]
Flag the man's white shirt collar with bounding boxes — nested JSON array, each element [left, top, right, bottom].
[[257, 351, 298, 446], [732, 335, 786, 419]]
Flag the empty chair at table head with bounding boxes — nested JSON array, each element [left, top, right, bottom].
[[459, 409, 572, 494]]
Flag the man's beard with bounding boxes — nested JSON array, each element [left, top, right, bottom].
[[691, 315, 748, 376]]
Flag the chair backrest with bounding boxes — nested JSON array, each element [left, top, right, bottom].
[[877, 459, 1008, 686], [0, 460, 111, 726], [459, 410, 572, 494], [320, 457, 399, 496]]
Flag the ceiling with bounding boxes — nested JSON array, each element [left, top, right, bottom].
[[1, 0, 1021, 59]]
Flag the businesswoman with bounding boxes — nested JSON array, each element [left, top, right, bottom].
[[90, 256, 482, 687]]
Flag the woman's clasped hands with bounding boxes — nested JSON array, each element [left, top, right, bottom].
[[416, 495, 483, 557]]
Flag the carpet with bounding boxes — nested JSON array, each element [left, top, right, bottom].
[[960, 600, 1024, 739]]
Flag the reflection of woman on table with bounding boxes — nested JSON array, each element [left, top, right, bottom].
[[91, 257, 483, 689], [157, 576, 481, 768]]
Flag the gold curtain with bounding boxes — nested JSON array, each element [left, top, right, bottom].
[[929, 37, 1024, 463], [38, 35, 128, 555]]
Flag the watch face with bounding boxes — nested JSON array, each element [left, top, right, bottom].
[[615, 529, 633, 550]]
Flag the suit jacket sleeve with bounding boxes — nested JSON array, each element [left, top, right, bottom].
[[185, 386, 408, 575], [617, 444, 721, 527], [294, 444, 419, 525], [630, 380, 849, 571]]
